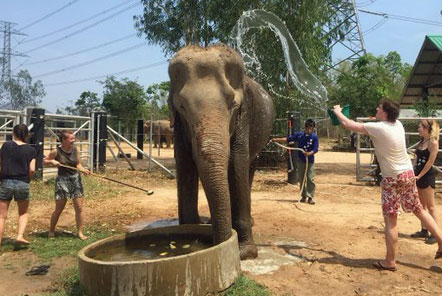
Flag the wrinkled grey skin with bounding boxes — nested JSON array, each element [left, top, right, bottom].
[[168, 44, 275, 260], [144, 120, 174, 148]]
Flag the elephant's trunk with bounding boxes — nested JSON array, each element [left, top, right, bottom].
[[192, 117, 232, 244]]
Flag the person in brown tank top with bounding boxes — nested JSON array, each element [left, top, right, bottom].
[[44, 130, 90, 240]]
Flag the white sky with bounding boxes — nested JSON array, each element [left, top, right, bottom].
[[0, 0, 441, 112]]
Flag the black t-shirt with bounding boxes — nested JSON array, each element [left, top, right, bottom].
[[0, 141, 36, 183]]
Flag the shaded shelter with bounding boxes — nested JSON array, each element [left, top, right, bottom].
[[400, 35, 442, 107]]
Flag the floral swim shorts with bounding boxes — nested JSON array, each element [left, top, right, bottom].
[[381, 170, 422, 217]]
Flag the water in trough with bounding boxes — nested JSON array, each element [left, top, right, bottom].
[[88, 233, 213, 261]]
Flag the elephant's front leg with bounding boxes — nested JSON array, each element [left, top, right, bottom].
[[153, 135, 159, 148], [229, 140, 257, 260], [175, 122, 200, 224]]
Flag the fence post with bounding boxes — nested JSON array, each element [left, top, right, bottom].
[[29, 108, 45, 180], [92, 112, 107, 172], [137, 119, 144, 159]]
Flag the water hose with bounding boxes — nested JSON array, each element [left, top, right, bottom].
[[58, 164, 154, 195], [272, 141, 309, 198]]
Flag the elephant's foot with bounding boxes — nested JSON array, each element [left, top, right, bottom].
[[180, 215, 202, 225], [239, 243, 258, 260]]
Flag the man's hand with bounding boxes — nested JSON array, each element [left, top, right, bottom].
[[51, 160, 60, 167], [333, 105, 343, 114]]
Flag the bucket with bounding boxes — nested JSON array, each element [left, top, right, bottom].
[[328, 105, 350, 126]]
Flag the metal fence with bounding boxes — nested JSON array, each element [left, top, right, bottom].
[[356, 117, 442, 184]]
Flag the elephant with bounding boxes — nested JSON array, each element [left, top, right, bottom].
[[144, 120, 174, 148], [168, 44, 275, 260]]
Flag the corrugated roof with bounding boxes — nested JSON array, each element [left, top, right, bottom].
[[399, 35, 442, 107], [428, 35, 442, 52]]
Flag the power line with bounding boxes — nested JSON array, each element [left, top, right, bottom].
[[24, 33, 136, 65], [23, 1, 140, 54], [12, 58, 29, 73], [20, 0, 136, 44], [44, 60, 168, 86], [362, 16, 388, 35], [19, 0, 80, 31], [34, 42, 149, 78], [359, 9, 442, 27], [356, 0, 377, 8]]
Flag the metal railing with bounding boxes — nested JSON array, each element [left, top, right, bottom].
[[356, 117, 442, 184]]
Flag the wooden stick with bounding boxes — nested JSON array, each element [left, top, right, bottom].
[[59, 164, 154, 195]]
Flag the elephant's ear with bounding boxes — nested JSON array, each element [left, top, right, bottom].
[[168, 87, 176, 128]]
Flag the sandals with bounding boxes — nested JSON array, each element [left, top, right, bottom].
[[25, 264, 51, 276], [372, 260, 397, 272], [15, 240, 30, 246]]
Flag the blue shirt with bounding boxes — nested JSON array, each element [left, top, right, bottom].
[[287, 132, 319, 163]]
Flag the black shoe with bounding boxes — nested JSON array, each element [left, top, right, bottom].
[[410, 230, 429, 238], [308, 198, 315, 205], [425, 235, 437, 245], [299, 197, 307, 203]]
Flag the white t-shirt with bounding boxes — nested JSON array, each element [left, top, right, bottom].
[[364, 120, 412, 178]]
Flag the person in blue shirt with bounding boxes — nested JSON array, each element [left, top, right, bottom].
[[273, 119, 319, 204]]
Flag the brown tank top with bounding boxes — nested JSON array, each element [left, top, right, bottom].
[[55, 146, 79, 177]]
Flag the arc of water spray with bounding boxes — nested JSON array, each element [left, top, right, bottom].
[[231, 9, 328, 108]]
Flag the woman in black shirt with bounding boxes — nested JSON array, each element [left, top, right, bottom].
[[0, 124, 36, 248], [411, 119, 440, 244]]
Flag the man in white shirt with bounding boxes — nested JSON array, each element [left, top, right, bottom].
[[333, 100, 442, 271]]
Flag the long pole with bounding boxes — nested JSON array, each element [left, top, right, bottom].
[[59, 164, 153, 195]]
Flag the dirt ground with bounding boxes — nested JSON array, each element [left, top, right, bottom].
[[1, 142, 442, 296]]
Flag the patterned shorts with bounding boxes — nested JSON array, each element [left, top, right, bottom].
[[54, 174, 84, 200], [381, 170, 422, 217]]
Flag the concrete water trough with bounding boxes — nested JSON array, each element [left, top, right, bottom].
[[78, 224, 241, 296]]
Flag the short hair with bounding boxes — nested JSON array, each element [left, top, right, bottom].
[[305, 119, 315, 128], [59, 130, 73, 141], [380, 99, 400, 122], [13, 124, 29, 142]]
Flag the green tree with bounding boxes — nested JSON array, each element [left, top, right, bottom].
[[101, 76, 148, 130], [134, 0, 217, 55], [2, 70, 45, 110], [145, 81, 170, 119], [415, 96, 439, 117], [65, 91, 102, 116], [134, 0, 351, 118], [328, 52, 412, 118]]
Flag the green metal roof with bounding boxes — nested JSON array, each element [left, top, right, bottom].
[[428, 35, 442, 52], [399, 35, 442, 106]]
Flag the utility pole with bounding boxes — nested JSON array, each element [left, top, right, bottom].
[[0, 21, 27, 105], [324, 0, 366, 72]]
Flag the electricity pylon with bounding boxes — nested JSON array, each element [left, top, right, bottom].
[[324, 0, 366, 72]]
